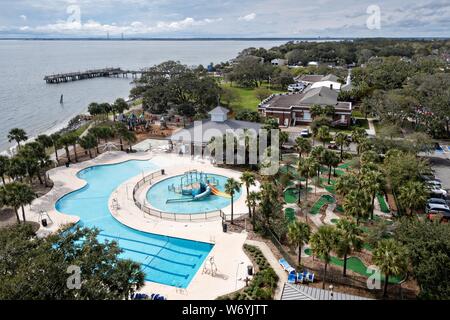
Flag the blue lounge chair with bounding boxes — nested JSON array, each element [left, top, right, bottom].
[[296, 273, 304, 283], [279, 258, 290, 271], [306, 272, 315, 283], [287, 273, 297, 284]]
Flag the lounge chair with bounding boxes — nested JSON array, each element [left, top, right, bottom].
[[287, 273, 297, 284], [278, 258, 291, 271], [296, 273, 304, 284], [305, 272, 315, 283]]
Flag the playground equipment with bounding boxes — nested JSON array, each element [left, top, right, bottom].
[[166, 170, 229, 203]]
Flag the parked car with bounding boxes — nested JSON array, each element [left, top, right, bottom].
[[287, 83, 305, 92], [427, 198, 449, 206], [427, 211, 450, 222], [421, 175, 441, 183], [427, 180, 442, 188], [426, 202, 450, 214], [328, 141, 338, 150], [429, 186, 448, 197], [300, 129, 311, 138]]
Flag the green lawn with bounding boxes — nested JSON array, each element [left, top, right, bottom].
[[220, 82, 284, 113], [304, 249, 403, 284]]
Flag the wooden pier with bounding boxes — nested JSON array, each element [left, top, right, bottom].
[[44, 67, 143, 84]]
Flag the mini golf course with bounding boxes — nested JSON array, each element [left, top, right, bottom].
[[283, 187, 313, 204], [310, 195, 335, 215], [377, 193, 390, 213], [304, 249, 403, 284], [285, 208, 296, 223]]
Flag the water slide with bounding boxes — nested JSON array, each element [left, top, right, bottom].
[[209, 185, 231, 199]]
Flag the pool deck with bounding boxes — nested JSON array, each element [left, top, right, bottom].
[[24, 151, 262, 300]]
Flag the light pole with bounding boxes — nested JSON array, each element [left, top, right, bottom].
[[235, 261, 244, 290], [329, 285, 334, 300]]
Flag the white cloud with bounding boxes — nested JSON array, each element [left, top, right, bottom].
[[28, 17, 222, 35], [20, 15, 27, 21], [238, 13, 256, 22]]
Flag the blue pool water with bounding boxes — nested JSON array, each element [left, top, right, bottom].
[[55, 160, 213, 288], [146, 173, 242, 214]]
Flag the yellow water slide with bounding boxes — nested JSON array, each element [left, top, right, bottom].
[[209, 185, 231, 199]]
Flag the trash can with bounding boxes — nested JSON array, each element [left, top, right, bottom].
[[247, 265, 253, 276], [65, 162, 70, 168], [41, 219, 48, 227], [222, 223, 228, 233], [161, 169, 165, 175]]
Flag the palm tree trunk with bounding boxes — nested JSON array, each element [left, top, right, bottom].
[[246, 186, 251, 217], [328, 166, 332, 184], [297, 182, 301, 205], [54, 144, 59, 163], [340, 145, 343, 161], [65, 145, 71, 162], [343, 251, 348, 277], [1, 175, 5, 185], [72, 143, 78, 162], [21, 205, 26, 222], [88, 149, 93, 159], [298, 244, 302, 266], [37, 173, 43, 185], [120, 138, 124, 151], [231, 196, 234, 224], [14, 208, 21, 224], [305, 176, 309, 203], [371, 195, 375, 220], [383, 274, 389, 298], [322, 262, 328, 289]]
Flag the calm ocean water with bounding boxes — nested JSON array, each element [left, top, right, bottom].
[[0, 40, 287, 152]]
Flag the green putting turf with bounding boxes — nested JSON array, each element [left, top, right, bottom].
[[377, 194, 390, 213], [310, 195, 335, 215], [284, 187, 312, 204], [304, 249, 403, 284], [331, 218, 340, 224], [285, 208, 296, 223], [338, 162, 352, 169], [336, 205, 344, 213]]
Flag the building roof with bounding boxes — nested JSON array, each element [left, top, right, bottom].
[[208, 106, 230, 115], [300, 86, 339, 105], [169, 119, 263, 144], [311, 80, 342, 91], [281, 283, 371, 301], [297, 75, 324, 83], [321, 74, 340, 82], [341, 83, 354, 92]]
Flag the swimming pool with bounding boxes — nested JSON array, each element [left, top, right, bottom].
[[55, 160, 213, 288], [146, 173, 242, 214]]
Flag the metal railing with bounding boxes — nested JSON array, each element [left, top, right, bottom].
[[132, 170, 225, 222]]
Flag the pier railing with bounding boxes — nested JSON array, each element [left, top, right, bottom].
[[132, 170, 225, 222]]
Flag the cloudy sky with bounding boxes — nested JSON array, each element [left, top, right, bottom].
[[0, 0, 449, 38]]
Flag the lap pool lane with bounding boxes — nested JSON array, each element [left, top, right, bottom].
[[55, 160, 213, 289]]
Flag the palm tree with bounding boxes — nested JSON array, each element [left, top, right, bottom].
[[59, 133, 78, 163], [335, 173, 358, 198], [335, 218, 363, 277], [224, 178, 242, 224], [310, 104, 323, 119], [2, 182, 36, 223], [0, 155, 9, 184], [279, 131, 289, 153], [113, 122, 129, 151], [298, 156, 319, 205], [316, 126, 331, 147], [335, 132, 350, 161], [50, 133, 62, 163], [351, 127, 368, 155], [372, 239, 408, 298], [240, 172, 256, 217], [310, 225, 339, 289], [79, 134, 97, 159], [343, 189, 371, 224], [321, 149, 340, 184], [123, 130, 137, 152], [287, 221, 311, 266], [36, 134, 53, 152], [361, 169, 386, 219], [8, 128, 28, 150], [112, 98, 129, 121], [397, 181, 428, 216], [246, 191, 260, 230], [294, 137, 312, 160]]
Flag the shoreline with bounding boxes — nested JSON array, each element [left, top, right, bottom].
[[0, 95, 136, 157]]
